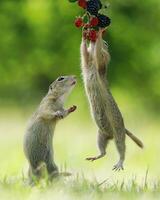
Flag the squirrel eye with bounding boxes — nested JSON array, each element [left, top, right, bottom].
[[49, 85, 52, 90], [57, 77, 64, 82]]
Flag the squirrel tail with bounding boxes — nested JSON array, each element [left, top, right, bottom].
[[125, 129, 144, 148]]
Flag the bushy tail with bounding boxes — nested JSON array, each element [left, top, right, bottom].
[[125, 129, 144, 148]]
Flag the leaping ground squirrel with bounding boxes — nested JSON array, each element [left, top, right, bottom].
[[23, 75, 77, 181], [80, 30, 143, 170]]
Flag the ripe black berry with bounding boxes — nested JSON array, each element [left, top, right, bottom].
[[97, 14, 111, 28], [87, 0, 101, 16], [95, 0, 102, 9]]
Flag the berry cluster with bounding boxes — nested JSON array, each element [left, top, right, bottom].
[[87, 0, 102, 15], [69, 0, 111, 42]]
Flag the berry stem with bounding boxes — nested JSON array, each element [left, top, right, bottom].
[[86, 12, 91, 24], [82, 12, 87, 19]]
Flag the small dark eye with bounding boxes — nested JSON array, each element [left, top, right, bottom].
[[49, 85, 52, 90], [57, 77, 64, 82]]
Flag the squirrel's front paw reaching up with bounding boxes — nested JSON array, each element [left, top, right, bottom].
[[68, 105, 77, 113]]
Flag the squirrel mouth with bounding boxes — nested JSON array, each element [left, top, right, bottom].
[[71, 80, 76, 86]]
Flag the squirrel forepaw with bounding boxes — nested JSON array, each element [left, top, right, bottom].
[[55, 111, 64, 119]]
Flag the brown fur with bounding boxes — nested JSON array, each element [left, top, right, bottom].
[[23, 76, 77, 181], [80, 30, 143, 170]]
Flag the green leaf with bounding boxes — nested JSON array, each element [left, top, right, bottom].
[[68, 0, 78, 3]]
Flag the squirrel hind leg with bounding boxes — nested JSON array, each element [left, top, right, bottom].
[[86, 153, 106, 162], [112, 160, 124, 171], [28, 164, 43, 184], [113, 135, 126, 171], [44, 156, 59, 179], [86, 131, 110, 162]]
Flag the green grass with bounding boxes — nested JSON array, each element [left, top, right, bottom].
[[0, 93, 160, 200], [0, 172, 160, 200]]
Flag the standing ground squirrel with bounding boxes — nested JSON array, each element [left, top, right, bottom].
[[80, 30, 143, 170], [23, 75, 77, 180]]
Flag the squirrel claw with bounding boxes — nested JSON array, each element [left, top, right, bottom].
[[112, 161, 124, 171], [68, 105, 77, 113], [86, 157, 97, 162]]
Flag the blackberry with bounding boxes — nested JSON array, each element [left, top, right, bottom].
[[87, 0, 101, 16], [95, 0, 102, 9], [97, 14, 111, 28]]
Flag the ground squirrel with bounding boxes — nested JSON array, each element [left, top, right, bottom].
[[80, 30, 143, 170], [23, 75, 77, 180]]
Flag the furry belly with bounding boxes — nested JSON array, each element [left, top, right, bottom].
[[85, 79, 114, 134], [90, 95, 113, 132], [83, 69, 124, 136]]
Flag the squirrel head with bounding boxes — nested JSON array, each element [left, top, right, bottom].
[[48, 75, 77, 101]]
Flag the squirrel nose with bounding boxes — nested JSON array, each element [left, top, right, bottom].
[[72, 75, 76, 80]]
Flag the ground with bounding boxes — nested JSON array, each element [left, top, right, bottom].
[[0, 93, 159, 200]]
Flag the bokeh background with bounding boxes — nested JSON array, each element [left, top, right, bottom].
[[0, 0, 160, 194]]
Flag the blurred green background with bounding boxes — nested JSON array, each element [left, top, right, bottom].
[[0, 0, 160, 199], [0, 0, 160, 109]]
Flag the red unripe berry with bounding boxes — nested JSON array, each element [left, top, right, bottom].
[[89, 30, 97, 42], [90, 17, 99, 27], [74, 17, 83, 28], [78, 0, 87, 9]]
